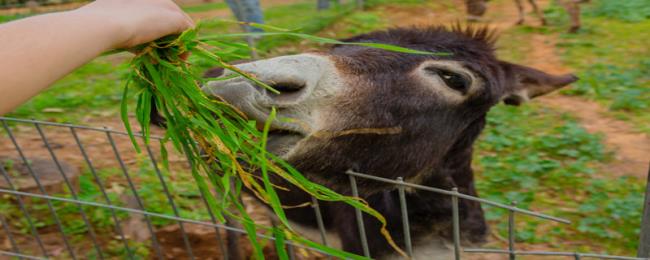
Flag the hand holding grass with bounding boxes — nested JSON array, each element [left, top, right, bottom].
[[0, 0, 194, 115]]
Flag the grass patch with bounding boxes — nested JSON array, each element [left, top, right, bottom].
[[548, 3, 650, 133], [255, 2, 356, 52], [182, 2, 228, 13], [585, 0, 650, 22], [475, 104, 643, 254], [480, 11, 646, 253], [0, 13, 27, 23], [8, 60, 129, 122]]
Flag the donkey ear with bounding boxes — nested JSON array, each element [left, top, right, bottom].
[[499, 61, 578, 106]]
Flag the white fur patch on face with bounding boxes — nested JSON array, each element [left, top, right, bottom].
[[411, 60, 483, 104], [202, 53, 348, 157], [202, 54, 345, 131]]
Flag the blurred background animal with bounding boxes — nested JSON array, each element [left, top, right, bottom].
[[465, 0, 591, 32]]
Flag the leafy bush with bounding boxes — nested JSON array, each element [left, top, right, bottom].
[[577, 178, 644, 245], [562, 60, 650, 112], [0, 13, 26, 23], [477, 105, 605, 209], [585, 0, 650, 22], [475, 103, 643, 252]]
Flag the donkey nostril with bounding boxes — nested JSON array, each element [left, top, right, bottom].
[[203, 67, 226, 78], [268, 82, 305, 94]]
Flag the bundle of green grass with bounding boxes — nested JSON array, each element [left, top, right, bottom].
[[122, 22, 429, 259]]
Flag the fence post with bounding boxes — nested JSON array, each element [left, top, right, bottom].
[[509, 201, 517, 260], [396, 177, 413, 257], [638, 162, 650, 258], [349, 175, 371, 257], [451, 188, 461, 260]]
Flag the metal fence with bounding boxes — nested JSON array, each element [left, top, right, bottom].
[[0, 116, 647, 260]]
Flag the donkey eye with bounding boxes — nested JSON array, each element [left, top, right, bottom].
[[427, 68, 471, 94]]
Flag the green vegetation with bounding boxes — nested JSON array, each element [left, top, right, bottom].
[[9, 60, 129, 122], [475, 104, 643, 254], [182, 2, 228, 13], [251, 2, 357, 54], [475, 0, 648, 254], [0, 13, 26, 23], [585, 0, 650, 22], [549, 0, 650, 134]]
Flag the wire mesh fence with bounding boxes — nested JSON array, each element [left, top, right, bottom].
[[0, 116, 647, 259]]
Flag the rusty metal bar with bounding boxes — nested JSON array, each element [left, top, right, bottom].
[[311, 197, 329, 246], [397, 177, 413, 257], [0, 213, 19, 256], [509, 201, 517, 260], [0, 117, 162, 139], [105, 130, 164, 260], [69, 127, 134, 259], [452, 187, 461, 260], [144, 141, 195, 260], [0, 160, 48, 258], [0, 187, 336, 256], [346, 170, 570, 224], [0, 250, 47, 260], [464, 248, 648, 260], [2, 120, 77, 259], [35, 122, 104, 259], [349, 174, 370, 257]]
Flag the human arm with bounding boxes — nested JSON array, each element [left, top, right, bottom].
[[0, 0, 194, 115]]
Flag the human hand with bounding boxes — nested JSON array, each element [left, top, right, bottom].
[[75, 0, 195, 49]]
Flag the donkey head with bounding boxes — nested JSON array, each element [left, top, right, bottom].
[[203, 26, 576, 196]]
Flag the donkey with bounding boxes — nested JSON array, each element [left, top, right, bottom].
[[190, 26, 577, 259], [514, 0, 590, 33], [465, 0, 589, 33]]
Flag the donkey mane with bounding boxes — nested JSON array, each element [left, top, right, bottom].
[[338, 24, 499, 50]]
